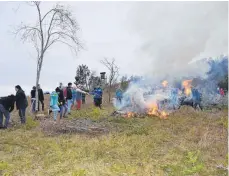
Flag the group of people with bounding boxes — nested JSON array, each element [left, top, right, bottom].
[[0, 85, 28, 129], [47, 82, 104, 121], [0, 82, 105, 128]]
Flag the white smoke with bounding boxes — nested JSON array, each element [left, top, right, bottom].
[[126, 1, 228, 78], [113, 2, 228, 114]]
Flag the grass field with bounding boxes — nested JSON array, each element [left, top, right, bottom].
[[0, 99, 228, 176]]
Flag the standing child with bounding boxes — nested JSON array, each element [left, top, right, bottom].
[[55, 87, 67, 119], [38, 84, 44, 111], [50, 91, 60, 122], [30, 86, 36, 113], [72, 86, 77, 109], [75, 85, 89, 110], [66, 83, 73, 114]]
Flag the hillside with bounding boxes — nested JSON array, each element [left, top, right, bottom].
[[0, 95, 227, 175]]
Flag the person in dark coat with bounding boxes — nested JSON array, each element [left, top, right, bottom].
[[15, 85, 28, 124], [66, 82, 73, 114], [30, 86, 36, 113], [38, 84, 44, 111], [0, 95, 15, 129], [55, 87, 67, 118], [82, 91, 86, 104]]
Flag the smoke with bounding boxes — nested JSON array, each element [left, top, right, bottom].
[[127, 1, 228, 79], [113, 2, 228, 115]]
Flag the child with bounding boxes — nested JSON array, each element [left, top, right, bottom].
[[55, 87, 67, 119], [66, 83, 73, 114], [30, 86, 36, 113], [74, 85, 89, 110], [72, 87, 77, 108], [49, 91, 60, 122]]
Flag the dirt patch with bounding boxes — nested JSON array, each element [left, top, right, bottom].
[[39, 118, 110, 136]]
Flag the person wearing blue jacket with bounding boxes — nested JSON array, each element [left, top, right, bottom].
[[191, 88, 203, 110], [170, 88, 179, 110], [72, 88, 77, 107], [115, 88, 123, 104], [49, 91, 60, 121], [91, 87, 103, 109]]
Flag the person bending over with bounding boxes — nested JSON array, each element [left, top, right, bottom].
[[0, 95, 15, 129]]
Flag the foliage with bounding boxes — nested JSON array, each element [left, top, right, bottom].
[[162, 151, 204, 175], [72, 169, 86, 176], [0, 161, 8, 171], [120, 76, 129, 91], [75, 64, 91, 89]]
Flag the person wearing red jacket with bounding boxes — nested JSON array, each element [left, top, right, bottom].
[[220, 88, 225, 96]]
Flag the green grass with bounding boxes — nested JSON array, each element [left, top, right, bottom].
[[0, 106, 227, 176]]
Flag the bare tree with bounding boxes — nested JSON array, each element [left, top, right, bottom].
[[15, 2, 82, 111], [101, 58, 119, 103]]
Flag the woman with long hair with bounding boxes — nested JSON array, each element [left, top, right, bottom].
[[15, 85, 28, 124]]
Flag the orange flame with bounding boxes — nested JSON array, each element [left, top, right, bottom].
[[162, 80, 168, 88], [147, 102, 159, 116], [126, 112, 134, 118], [160, 111, 169, 119], [182, 80, 192, 96], [147, 102, 169, 119]]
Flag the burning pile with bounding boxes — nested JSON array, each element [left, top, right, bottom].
[[113, 76, 227, 119], [147, 102, 169, 119], [113, 81, 172, 119], [182, 79, 192, 96]]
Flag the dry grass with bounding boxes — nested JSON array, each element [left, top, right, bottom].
[[0, 96, 227, 176]]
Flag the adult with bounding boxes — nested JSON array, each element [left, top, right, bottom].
[[66, 82, 73, 114], [30, 86, 36, 113], [0, 95, 15, 129], [92, 86, 103, 109], [38, 84, 44, 111], [170, 88, 179, 110], [191, 88, 203, 110], [220, 88, 225, 97], [115, 87, 123, 104], [55, 87, 67, 119], [15, 85, 28, 124]]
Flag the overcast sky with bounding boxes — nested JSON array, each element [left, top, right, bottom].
[[0, 1, 227, 96]]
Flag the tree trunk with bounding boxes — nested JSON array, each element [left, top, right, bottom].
[[35, 72, 40, 111], [108, 82, 112, 103], [35, 60, 41, 111]]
